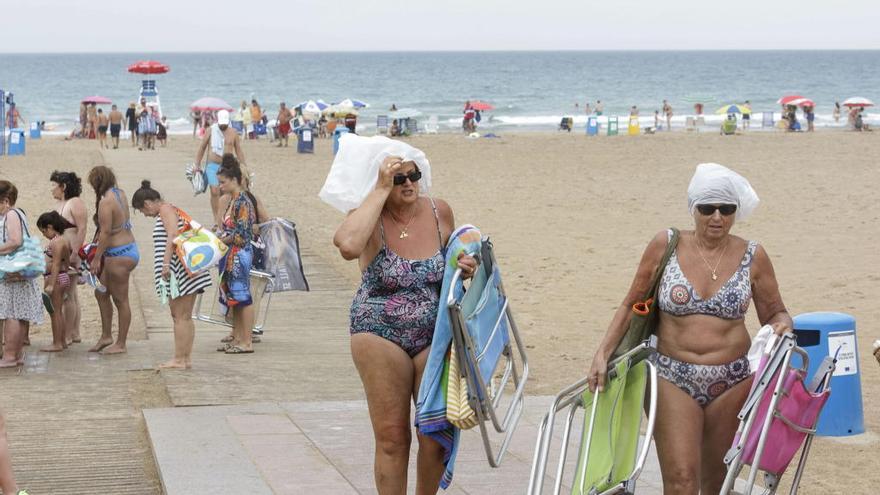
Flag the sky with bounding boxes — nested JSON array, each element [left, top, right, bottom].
[[1, 0, 878, 52]]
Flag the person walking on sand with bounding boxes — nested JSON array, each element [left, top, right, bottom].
[[276, 102, 292, 147], [87, 166, 139, 355], [250, 100, 262, 140], [742, 100, 752, 130], [108, 104, 123, 149], [195, 109, 248, 227], [239, 101, 253, 140], [125, 102, 138, 147], [96, 108, 110, 149], [662, 99, 673, 131], [132, 180, 212, 369], [805, 105, 815, 132]]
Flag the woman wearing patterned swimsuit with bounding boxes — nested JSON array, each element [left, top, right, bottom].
[[334, 155, 476, 494], [51, 170, 88, 345], [588, 163, 792, 494], [87, 166, 139, 354]]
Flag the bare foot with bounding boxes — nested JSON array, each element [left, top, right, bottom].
[[101, 344, 127, 355], [39, 344, 66, 352], [88, 339, 113, 352], [158, 360, 187, 370], [0, 359, 20, 368]]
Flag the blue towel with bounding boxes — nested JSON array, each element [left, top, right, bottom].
[[416, 224, 482, 489]]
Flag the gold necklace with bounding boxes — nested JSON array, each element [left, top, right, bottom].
[[695, 235, 729, 281], [386, 202, 419, 239]]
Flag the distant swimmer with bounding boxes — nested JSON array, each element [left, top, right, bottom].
[[96, 108, 110, 149], [108, 104, 123, 149]]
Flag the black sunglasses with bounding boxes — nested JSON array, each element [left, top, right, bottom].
[[393, 170, 422, 186], [696, 204, 737, 216]]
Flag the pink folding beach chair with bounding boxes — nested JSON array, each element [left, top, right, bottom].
[[720, 333, 835, 495]]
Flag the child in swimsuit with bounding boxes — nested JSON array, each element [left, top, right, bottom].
[[37, 211, 75, 352]]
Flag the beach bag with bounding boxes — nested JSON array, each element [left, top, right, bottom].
[[258, 218, 309, 292], [184, 163, 208, 196], [0, 209, 45, 280], [446, 343, 479, 430], [173, 208, 227, 275], [611, 228, 679, 359]]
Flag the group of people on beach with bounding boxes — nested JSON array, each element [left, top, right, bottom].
[[70, 98, 168, 150]]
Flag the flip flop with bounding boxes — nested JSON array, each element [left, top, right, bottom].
[[224, 345, 254, 354], [219, 335, 234, 343], [217, 343, 233, 352], [251, 335, 261, 344]]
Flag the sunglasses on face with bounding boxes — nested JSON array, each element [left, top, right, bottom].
[[393, 170, 422, 186], [696, 204, 737, 216]]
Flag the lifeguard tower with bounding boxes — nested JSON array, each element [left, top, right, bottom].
[[127, 60, 169, 120]]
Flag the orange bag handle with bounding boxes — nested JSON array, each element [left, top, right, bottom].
[[632, 298, 653, 316]]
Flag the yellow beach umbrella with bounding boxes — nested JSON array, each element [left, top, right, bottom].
[[715, 104, 749, 115]]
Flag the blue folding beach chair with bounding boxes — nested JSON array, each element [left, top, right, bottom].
[[447, 238, 530, 466]]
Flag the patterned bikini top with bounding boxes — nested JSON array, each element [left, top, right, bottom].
[[657, 229, 758, 320]]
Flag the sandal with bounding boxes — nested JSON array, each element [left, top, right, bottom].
[[224, 345, 254, 354], [219, 335, 234, 343], [217, 343, 233, 352], [251, 335, 261, 344]]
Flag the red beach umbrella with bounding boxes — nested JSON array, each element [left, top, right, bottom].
[[190, 97, 234, 112], [469, 101, 495, 111], [842, 97, 874, 107], [127, 60, 170, 74], [81, 95, 112, 104], [788, 98, 815, 107], [777, 95, 805, 106]]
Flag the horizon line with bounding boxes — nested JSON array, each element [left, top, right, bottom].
[[1, 48, 879, 55]]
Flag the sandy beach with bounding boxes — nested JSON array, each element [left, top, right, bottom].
[[2, 130, 878, 493]]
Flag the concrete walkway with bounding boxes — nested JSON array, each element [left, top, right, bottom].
[[4, 142, 668, 494]]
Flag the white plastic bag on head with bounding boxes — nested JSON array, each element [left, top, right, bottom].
[[687, 163, 760, 221], [319, 134, 431, 213]]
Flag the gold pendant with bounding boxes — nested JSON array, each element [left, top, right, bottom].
[[712, 273, 718, 281], [399, 231, 408, 239]]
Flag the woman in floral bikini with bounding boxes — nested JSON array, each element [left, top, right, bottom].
[[334, 152, 476, 494]]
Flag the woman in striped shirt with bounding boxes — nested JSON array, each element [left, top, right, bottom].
[[132, 180, 212, 369]]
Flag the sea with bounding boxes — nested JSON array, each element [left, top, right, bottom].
[[1, 51, 878, 134]]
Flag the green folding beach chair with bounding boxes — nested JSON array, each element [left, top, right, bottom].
[[607, 117, 619, 136], [529, 341, 658, 495]]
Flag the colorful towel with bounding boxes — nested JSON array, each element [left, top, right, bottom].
[[415, 224, 482, 489]]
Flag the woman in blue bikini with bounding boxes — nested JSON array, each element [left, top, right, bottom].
[[334, 152, 476, 494], [87, 166, 139, 354], [589, 163, 792, 494]]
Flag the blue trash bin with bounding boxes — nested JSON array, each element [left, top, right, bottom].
[[792, 311, 864, 436], [586, 116, 598, 136], [333, 127, 349, 154], [7, 128, 25, 155], [29, 122, 41, 139], [296, 127, 314, 154]]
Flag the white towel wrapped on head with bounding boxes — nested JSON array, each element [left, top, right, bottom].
[[319, 134, 432, 213]]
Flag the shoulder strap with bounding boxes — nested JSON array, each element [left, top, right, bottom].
[[428, 197, 443, 249], [646, 227, 679, 298]]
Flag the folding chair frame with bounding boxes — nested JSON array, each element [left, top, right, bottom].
[[193, 269, 275, 333], [721, 333, 835, 495], [528, 340, 658, 495], [447, 239, 529, 467]]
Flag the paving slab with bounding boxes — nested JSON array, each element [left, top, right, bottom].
[[145, 398, 669, 494]]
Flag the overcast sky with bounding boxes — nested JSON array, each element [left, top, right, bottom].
[[2, 0, 878, 52]]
